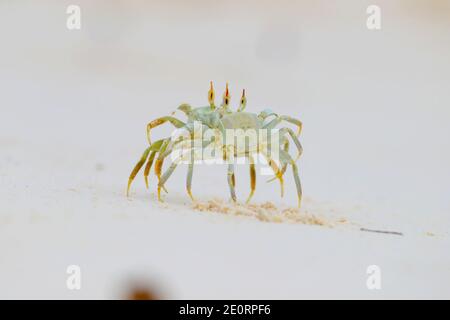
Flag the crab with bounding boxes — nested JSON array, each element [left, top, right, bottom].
[[127, 82, 304, 207]]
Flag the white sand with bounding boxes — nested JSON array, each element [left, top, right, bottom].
[[0, 1, 449, 299]]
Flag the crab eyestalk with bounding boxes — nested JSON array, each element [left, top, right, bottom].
[[221, 82, 230, 109], [238, 89, 246, 112], [208, 81, 215, 109]]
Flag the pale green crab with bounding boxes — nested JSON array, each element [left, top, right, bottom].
[[127, 82, 304, 207]]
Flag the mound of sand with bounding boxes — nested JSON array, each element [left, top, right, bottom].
[[192, 198, 331, 226]]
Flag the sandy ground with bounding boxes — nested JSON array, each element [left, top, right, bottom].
[[0, 0, 449, 299]]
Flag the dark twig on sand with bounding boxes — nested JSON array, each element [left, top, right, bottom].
[[360, 228, 403, 236]]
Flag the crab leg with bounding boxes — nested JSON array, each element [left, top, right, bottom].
[[280, 150, 302, 208], [279, 127, 303, 161], [158, 157, 182, 201], [186, 155, 195, 201], [267, 138, 289, 183], [146, 116, 186, 145], [127, 138, 169, 197], [126, 146, 151, 196], [162, 132, 199, 201], [258, 109, 278, 121], [157, 149, 194, 201], [263, 115, 303, 136], [155, 139, 171, 200], [186, 136, 199, 201], [162, 136, 196, 201], [259, 150, 285, 197], [227, 163, 237, 202], [246, 155, 256, 204], [157, 139, 214, 201], [280, 138, 289, 175], [142, 138, 167, 188], [143, 151, 157, 188]]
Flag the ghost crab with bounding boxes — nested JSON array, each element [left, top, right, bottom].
[[127, 82, 304, 207]]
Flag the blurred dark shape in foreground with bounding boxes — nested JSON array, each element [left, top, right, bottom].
[[126, 285, 160, 300], [117, 275, 168, 300]]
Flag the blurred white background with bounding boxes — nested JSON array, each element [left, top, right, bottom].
[[0, 0, 449, 299]]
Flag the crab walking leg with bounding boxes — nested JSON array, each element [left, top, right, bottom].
[[268, 157, 285, 197], [279, 127, 303, 160], [280, 150, 302, 208], [155, 139, 171, 200], [164, 134, 197, 201], [157, 157, 182, 202], [267, 138, 289, 183], [167, 133, 199, 201], [157, 139, 214, 201], [157, 148, 198, 201], [227, 163, 237, 202], [146, 116, 186, 145], [246, 155, 256, 204], [141, 138, 167, 189], [261, 151, 285, 197], [280, 138, 289, 175], [186, 149, 195, 201], [159, 134, 195, 160], [127, 147, 151, 196], [143, 151, 157, 188], [263, 115, 303, 136], [258, 109, 278, 122]]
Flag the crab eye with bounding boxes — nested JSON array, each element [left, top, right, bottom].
[[208, 81, 215, 108], [238, 89, 247, 112], [222, 83, 230, 106]]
